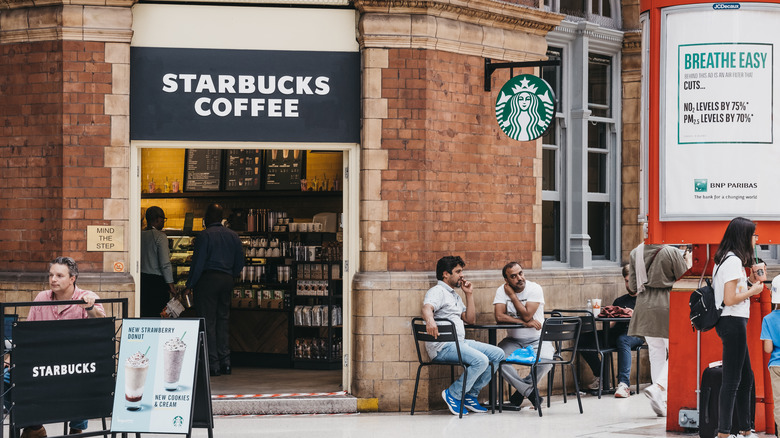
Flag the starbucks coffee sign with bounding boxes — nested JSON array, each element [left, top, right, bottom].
[[495, 74, 555, 141]]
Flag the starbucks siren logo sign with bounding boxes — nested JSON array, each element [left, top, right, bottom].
[[495, 74, 555, 141]]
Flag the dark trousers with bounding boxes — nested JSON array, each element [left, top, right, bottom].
[[715, 316, 753, 434], [195, 271, 234, 369], [141, 273, 171, 317]]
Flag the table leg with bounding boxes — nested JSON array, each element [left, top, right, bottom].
[[489, 329, 496, 411]]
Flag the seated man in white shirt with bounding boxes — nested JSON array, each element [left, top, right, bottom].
[[494, 261, 553, 408]]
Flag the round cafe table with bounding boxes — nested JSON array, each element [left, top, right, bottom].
[[465, 323, 525, 410]]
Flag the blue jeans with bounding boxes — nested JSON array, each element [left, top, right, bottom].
[[580, 332, 643, 386], [4, 368, 87, 430], [615, 335, 645, 385], [434, 339, 505, 399]]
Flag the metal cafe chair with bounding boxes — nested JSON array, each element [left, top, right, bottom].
[[411, 317, 491, 418], [634, 342, 648, 394], [553, 308, 617, 399], [498, 316, 582, 417]]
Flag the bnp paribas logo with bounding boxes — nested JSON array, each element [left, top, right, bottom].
[[495, 74, 555, 142], [694, 179, 708, 192]]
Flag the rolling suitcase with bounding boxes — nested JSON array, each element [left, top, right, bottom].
[[699, 364, 756, 438]]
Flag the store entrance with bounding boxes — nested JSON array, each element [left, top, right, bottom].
[[134, 146, 352, 396]]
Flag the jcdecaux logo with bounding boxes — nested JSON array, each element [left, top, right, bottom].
[[713, 3, 740, 10]]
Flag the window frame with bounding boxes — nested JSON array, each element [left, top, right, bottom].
[[543, 22, 623, 267]]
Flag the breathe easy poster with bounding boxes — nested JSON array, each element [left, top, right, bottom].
[[111, 319, 201, 433], [660, 4, 780, 220]]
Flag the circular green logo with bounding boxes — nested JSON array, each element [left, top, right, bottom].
[[495, 74, 555, 141]]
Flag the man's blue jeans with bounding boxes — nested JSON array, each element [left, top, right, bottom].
[[434, 339, 505, 399], [615, 335, 645, 385], [580, 333, 644, 386]]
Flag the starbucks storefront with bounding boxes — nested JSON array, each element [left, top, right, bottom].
[[129, 3, 360, 394]]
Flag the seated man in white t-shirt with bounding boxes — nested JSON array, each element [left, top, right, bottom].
[[494, 261, 554, 408]]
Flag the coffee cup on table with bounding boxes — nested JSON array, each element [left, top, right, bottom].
[[591, 298, 602, 316]]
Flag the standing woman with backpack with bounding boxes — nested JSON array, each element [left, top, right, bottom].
[[713, 217, 764, 438]]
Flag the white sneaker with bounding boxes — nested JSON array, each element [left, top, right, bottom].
[[614, 382, 630, 398], [644, 384, 666, 416], [588, 377, 601, 390]]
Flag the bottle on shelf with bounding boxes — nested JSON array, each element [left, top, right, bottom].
[[164, 177, 170, 193]]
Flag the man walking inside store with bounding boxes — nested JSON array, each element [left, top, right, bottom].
[[493, 261, 552, 408], [184, 203, 245, 376], [422, 256, 505, 415]]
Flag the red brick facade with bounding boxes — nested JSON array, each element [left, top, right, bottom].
[[0, 39, 111, 272], [381, 48, 538, 272]]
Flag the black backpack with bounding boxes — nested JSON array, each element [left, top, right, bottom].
[[689, 256, 731, 332]]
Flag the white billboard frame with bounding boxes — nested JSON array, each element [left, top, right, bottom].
[[659, 2, 780, 221]]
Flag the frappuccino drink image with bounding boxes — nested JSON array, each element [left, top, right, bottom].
[[125, 351, 150, 411], [163, 337, 187, 391]]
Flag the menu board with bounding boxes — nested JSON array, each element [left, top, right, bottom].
[[265, 149, 303, 190], [225, 150, 263, 191], [184, 149, 222, 192]]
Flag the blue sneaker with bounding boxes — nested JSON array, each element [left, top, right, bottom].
[[441, 389, 467, 416], [463, 395, 488, 413]]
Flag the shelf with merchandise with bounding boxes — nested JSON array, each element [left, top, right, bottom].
[[142, 190, 342, 199]]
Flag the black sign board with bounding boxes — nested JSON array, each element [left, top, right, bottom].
[[225, 150, 263, 191], [185, 149, 222, 192], [130, 48, 360, 143], [11, 318, 115, 427], [265, 150, 304, 190]]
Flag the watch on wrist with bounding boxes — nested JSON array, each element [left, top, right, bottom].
[[84, 305, 95, 311]]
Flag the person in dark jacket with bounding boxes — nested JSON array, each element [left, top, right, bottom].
[[184, 204, 245, 376]]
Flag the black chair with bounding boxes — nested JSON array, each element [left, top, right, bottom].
[[634, 342, 648, 394], [498, 316, 582, 417], [553, 309, 617, 399], [410, 317, 471, 418]]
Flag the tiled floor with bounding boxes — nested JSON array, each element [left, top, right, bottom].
[[208, 367, 343, 395], [83, 386, 777, 437]]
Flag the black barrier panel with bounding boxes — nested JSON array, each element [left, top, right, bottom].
[[12, 318, 115, 427]]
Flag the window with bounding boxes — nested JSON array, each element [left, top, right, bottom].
[[543, 24, 622, 267], [588, 55, 611, 118], [541, 48, 564, 261], [546, 0, 619, 29], [586, 53, 614, 260]]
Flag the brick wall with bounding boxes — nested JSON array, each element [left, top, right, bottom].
[[381, 48, 540, 273], [62, 40, 113, 270], [0, 39, 112, 271], [0, 5, 133, 275], [0, 40, 65, 271]]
